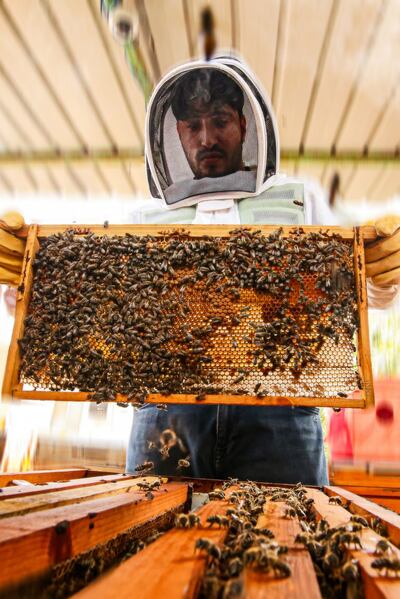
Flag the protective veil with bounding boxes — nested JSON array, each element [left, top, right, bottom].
[[145, 56, 279, 208]]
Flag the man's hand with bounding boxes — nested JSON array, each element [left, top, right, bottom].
[[365, 215, 400, 286], [0, 211, 26, 286]]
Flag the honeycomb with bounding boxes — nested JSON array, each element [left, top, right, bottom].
[[19, 228, 361, 400]]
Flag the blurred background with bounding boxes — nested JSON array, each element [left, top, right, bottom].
[[0, 0, 399, 477]]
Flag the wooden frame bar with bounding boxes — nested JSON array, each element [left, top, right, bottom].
[[0, 476, 166, 519], [0, 468, 100, 488], [72, 497, 232, 599], [307, 487, 400, 598], [354, 227, 374, 407], [324, 485, 400, 547], [245, 498, 321, 598], [0, 473, 133, 500], [3, 224, 376, 408]]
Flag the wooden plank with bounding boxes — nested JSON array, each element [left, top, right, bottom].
[[295, 160, 325, 184], [0, 103, 28, 151], [0, 476, 163, 518], [245, 497, 321, 598], [354, 227, 374, 407], [72, 497, 232, 599], [145, 0, 190, 75], [0, 8, 78, 149], [0, 69, 50, 150], [47, 162, 83, 195], [28, 163, 59, 194], [325, 485, 400, 548], [369, 85, 400, 152], [237, 0, 279, 96], [48, 0, 141, 150], [337, 1, 400, 152], [97, 162, 137, 196], [0, 164, 36, 193], [0, 473, 133, 500], [369, 166, 400, 203], [4, 0, 111, 150], [330, 471, 400, 489], [0, 468, 89, 488], [276, 0, 333, 150], [70, 161, 109, 196], [88, 0, 145, 144], [245, 552, 321, 599], [339, 487, 400, 499], [0, 481, 188, 592], [305, 0, 382, 151], [256, 500, 303, 548], [2, 225, 38, 398], [308, 487, 400, 599], [344, 163, 384, 202]]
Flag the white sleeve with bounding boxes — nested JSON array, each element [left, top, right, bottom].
[[367, 281, 399, 309]]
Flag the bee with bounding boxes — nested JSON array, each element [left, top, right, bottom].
[[375, 539, 393, 556], [195, 538, 221, 560], [177, 457, 191, 470], [156, 403, 168, 411], [371, 557, 400, 576], [222, 578, 243, 598], [371, 517, 389, 538], [208, 489, 225, 500], [135, 461, 154, 472], [328, 496, 343, 506], [195, 392, 206, 401], [350, 515, 369, 527], [147, 440, 157, 450], [207, 515, 230, 528], [175, 513, 196, 528], [342, 559, 359, 581], [284, 507, 297, 519], [322, 551, 340, 571]]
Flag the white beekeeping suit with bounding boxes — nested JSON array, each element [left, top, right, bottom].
[[126, 55, 396, 309]]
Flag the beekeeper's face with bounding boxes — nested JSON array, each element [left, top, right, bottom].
[[176, 104, 246, 179]]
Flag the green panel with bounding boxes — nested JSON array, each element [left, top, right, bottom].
[[238, 183, 305, 225], [141, 207, 196, 224]]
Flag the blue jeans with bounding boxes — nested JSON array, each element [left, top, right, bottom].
[[126, 404, 328, 486]]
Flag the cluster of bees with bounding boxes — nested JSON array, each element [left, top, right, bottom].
[[20, 227, 359, 400], [169, 481, 400, 598]]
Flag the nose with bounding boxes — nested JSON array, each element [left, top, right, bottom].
[[199, 120, 217, 148]]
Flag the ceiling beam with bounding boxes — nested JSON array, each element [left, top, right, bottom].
[[0, 148, 398, 166]]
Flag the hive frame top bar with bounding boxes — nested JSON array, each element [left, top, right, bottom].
[[4, 224, 375, 409], [30, 224, 378, 240]]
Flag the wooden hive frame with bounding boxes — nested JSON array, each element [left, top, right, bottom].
[[2, 224, 376, 408], [1, 469, 400, 598]]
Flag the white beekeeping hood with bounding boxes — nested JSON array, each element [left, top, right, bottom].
[[145, 55, 280, 208]]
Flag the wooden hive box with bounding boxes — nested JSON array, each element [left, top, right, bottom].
[[2, 224, 376, 408], [1, 469, 400, 598]]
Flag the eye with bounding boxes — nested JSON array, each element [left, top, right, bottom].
[[214, 118, 229, 129], [187, 121, 200, 132]]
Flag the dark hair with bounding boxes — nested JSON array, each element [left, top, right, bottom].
[[171, 69, 244, 121]]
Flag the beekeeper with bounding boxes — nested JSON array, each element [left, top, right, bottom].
[[1, 55, 399, 485]]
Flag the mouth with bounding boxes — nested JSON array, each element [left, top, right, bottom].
[[200, 153, 224, 163]]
